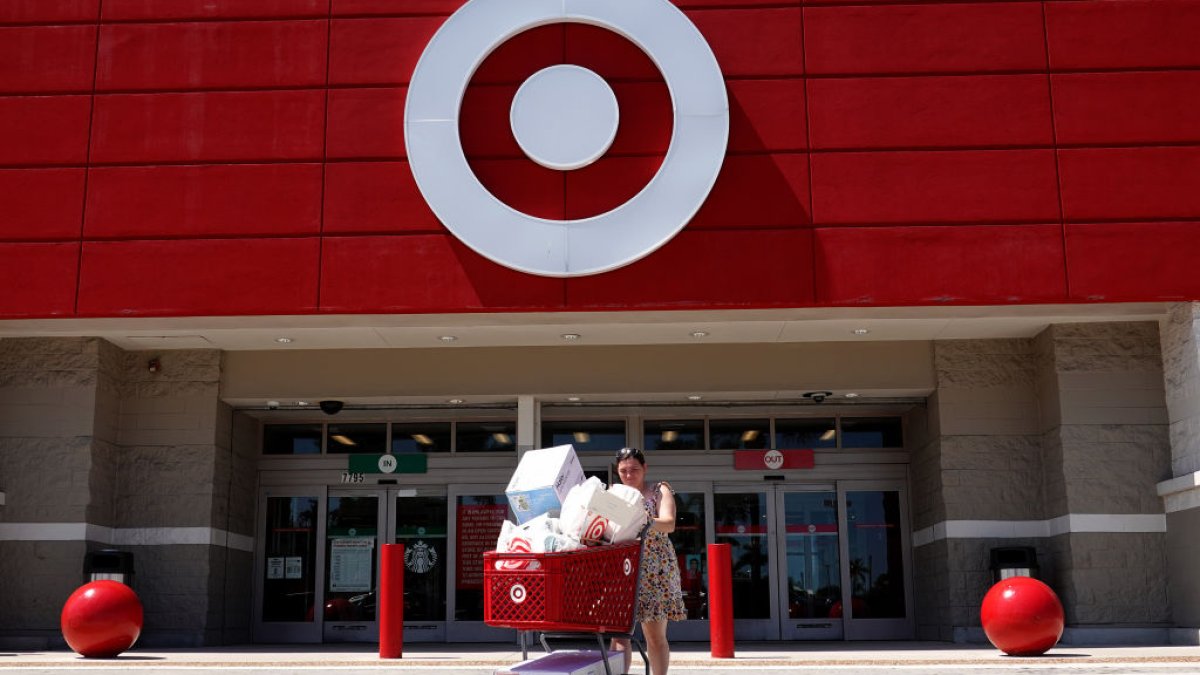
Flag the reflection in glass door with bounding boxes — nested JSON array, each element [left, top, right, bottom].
[[255, 489, 322, 643], [392, 493, 448, 642], [839, 483, 914, 640], [448, 488, 514, 642], [713, 491, 776, 640], [323, 493, 381, 641], [777, 490, 842, 640]]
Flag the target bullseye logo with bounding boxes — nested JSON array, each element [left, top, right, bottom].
[[405, 0, 729, 277], [510, 583, 527, 604]]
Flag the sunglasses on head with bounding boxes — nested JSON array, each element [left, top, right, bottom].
[[615, 447, 645, 462]]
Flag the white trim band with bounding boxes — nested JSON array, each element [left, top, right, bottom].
[[913, 513, 1168, 547], [1157, 470, 1200, 513], [0, 523, 255, 552]]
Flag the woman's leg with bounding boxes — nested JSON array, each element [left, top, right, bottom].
[[610, 636, 632, 674], [641, 619, 670, 675]]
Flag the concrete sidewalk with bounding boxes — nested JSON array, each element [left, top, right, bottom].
[[2, 641, 1200, 674]]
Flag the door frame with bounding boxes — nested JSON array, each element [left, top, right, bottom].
[[446, 483, 517, 643], [837, 479, 916, 640], [773, 484, 843, 641], [253, 485, 328, 644], [711, 482, 781, 641]]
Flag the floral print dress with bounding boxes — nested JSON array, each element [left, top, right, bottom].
[[636, 482, 687, 622]]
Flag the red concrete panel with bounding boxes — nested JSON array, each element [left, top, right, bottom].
[[85, 164, 323, 239], [809, 75, 1053, 150], [565, 24, 661, 82], [1046, 0, 1200, 70], [470, 158, 565, 221], [460, 84, 520, 158], [1052, 72, 1200, 146], [102, 0, 328, 20], [814, 225, 1067, 305], [690, 153, 810, 229], [327, 87, 406, 160], [0, 242, 79, 317], [804, 3, 1046, 75], [0, 0, 97, 24], [324, 161, 443, 234], [474, 24, 564, 85], [0, 26, 97, 93], [0, 96, 91, 165], [330, 17, 446, 85], [566, 229, 815, 309], [77, 238, 321, 316], [728, 79, 807, 153], [332, 0, 464, 14], [1066, 222, 1200, 301], [320, 234, 565, 312], [97, 21, 327, 91], [685, 8, 805, 77], [564, 156, 663, 221], [811, 150, 1060, 224], [90, 90, 325, 163], [1059, 147, 1200, 222], [0, 168, 85, 240], [674, 0, 800, 6]]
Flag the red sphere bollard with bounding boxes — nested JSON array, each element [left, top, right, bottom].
[[980, 577, 1064, 656], [60, 581, 144, 658]]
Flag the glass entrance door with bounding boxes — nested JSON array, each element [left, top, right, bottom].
[[447, 485, 514, 642], [255, 487, 323, 643], [776, 489, 843, 640], [713, 481, 913, 641], [838, 481, 914, 640]]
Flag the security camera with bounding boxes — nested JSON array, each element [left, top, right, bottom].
[[266, 400, 280, 410], [804, 391, 832, 404], [319, 400, 344, 415]]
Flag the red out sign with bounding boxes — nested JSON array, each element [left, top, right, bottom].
[[733, 449, 815, 471]]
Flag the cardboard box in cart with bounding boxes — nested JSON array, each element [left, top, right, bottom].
[[505, 445, 585, 524], [494, 649, 624, 675]]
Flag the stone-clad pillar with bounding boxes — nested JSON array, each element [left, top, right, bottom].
[[916, 324, 1172, 643], [911, 338, 1045, 641], [0, 338, 122, 648], [1159, 303, 1200, 643], [1035, 322, 1171, 641], [0, 339, 251, 648]]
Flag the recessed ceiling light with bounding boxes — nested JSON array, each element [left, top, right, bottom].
[[567, 396, 581, 402], [690, 331, 709, 338], [275, 337, 293, 343], [561, 333, 581, 341], [447, 398, 464, 404], [687, 395, 703, 401], [844, 392, 860, 398], [852, 328, 870, 335], [296, 401, 309, 406], [439, 335, 457, 342]]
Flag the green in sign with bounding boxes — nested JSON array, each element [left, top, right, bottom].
[[348, 454, 428, 474]]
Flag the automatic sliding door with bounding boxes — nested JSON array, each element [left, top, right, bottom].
[[777, 490, 842, 640], [254, 488, 323, 643], [839, 482, 914, 640], [713, 490, 777, 640], [323, 492, 382, 642], [392, 492, 448, 642]]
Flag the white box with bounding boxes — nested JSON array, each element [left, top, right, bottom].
[[505, 445, 586, 524], [559, 477, 647, 545], [494, 650, 624, 675]]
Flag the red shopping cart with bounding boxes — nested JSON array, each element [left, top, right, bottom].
[[484, 538, 649, 675]]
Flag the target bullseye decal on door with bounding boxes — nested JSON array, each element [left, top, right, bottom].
[[404, 0, 728, 278]]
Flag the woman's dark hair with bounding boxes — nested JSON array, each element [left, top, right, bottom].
[[614, 447, 645, 465]]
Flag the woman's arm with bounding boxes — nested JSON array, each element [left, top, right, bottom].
[[650, 482, 677, 534]]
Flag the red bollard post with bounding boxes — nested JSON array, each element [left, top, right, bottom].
[[707, 543, 734, 658], [379, 543, 404, 659]]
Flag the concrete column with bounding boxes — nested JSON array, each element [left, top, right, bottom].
[[0, 338, 121, 648], [516, 394, 539, 455], [1159, 303, 1200, 643], [912, 338, 1045, 641], [1035, 322, 1171, 641]]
